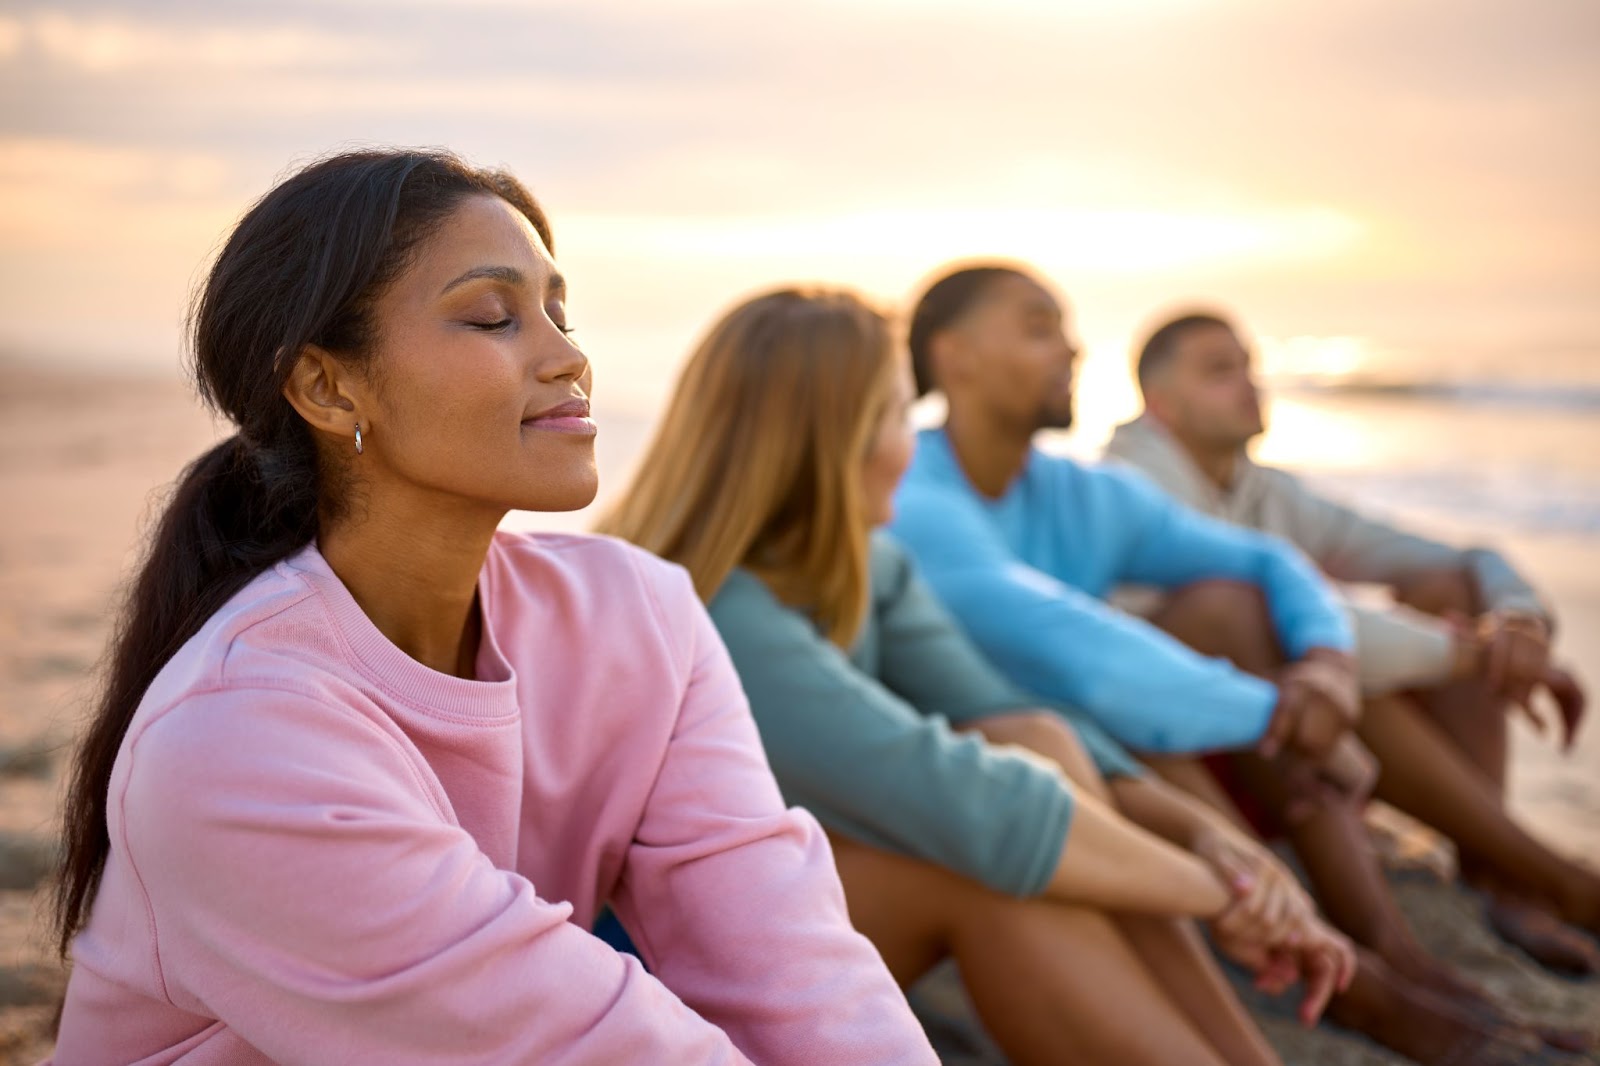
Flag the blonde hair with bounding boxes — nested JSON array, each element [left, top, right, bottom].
[[599, 287, 897, 648]]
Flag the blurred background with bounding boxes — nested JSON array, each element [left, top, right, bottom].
[[2, 0, 1598, 526], [0, 2, 1597, 1060]]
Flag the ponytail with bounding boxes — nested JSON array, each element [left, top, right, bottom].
[[53, 431, 318, 952], [52, 148, 551, 956]]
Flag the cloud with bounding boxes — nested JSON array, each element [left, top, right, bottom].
[[0, 0, 1594, 371], [5, 9, 387, 74]]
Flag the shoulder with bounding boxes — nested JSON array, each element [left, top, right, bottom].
[[1249, 461, 1312, 496], [139, 549, 335, 710], [491, 529, 697, 612], [868, 531, 918, 597], [488, 529, 702, 666], [1077, 458, 1182, 514], [707, 565, 787, 622], [706, 567, 824, 657]]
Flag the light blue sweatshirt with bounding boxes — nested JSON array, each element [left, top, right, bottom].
[[889, 428, 1354, 754]]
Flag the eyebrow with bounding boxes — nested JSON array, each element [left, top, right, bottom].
[[439, 265, 566, 297]]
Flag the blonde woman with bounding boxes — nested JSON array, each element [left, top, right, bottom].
[[600, 288, 1372, 1066]]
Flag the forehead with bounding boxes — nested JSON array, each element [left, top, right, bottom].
[[1174, 323, 1247, 363], [978, 274, 1061, 319], [402, 194, 555, 293]]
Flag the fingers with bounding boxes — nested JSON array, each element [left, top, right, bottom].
[[1297, 946, 1340, 1027], [1544, 666, 1587, 751], [1485, 628, 1511, 690], [1320, 736, 1378, 799], [1205, 836, 1258, 897], [1512, 686, 1547, 736], [1259, 695, 1298, 759], [1253, 950, 1297, 996]]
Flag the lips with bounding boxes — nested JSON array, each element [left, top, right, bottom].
[[522, 396, 596, 435]]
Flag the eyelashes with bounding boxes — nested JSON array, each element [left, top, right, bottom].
[[464, 318, 577, 338]]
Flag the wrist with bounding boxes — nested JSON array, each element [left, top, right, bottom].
[[1494, 609, 1550, 639], [1450, 629, 1484, 679], [1302, 646, 1356, 671]]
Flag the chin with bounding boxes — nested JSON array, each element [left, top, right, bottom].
[[519, 468, 600, 513]]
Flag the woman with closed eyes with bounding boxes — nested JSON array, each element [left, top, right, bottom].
[[48, 149, 933, 1065]]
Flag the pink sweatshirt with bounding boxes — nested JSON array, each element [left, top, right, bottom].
[[54, 532, 933, 1065]]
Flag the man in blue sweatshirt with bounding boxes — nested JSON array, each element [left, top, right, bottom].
[[892, 266, 1359, 765], [889, 262, 1508, 1019]]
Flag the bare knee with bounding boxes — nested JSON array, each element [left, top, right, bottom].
[[968, 711, 1110, 799], [1154, 579, 1280, 669], [1392, 567, 1477, 618]]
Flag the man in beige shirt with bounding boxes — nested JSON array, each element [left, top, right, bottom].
[[1105, 309, 1595, 976]]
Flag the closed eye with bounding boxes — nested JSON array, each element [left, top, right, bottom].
[[468, 318, 515, 332]]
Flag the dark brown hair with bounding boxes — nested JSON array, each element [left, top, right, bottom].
[[907, 264, 1029, 396], [52, 148, 551, 956], [1135, 311, 1235, 391]]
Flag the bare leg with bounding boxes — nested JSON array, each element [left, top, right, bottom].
[[971, 714, 1278, 1066], [1327, 950, 1540, 1065], [1118, 915, 1281, 1066], [1142, 753, 1257, 834], [829, 834, 1240, 1066], [1391, 567, 1507, 794], [1390, 570, 1600, 973], [1148, 581, 1491, 1001], [1359, 693, 1600, 951], [1222, 752, 1488, 1003], [961, 712, 1549, 1062]]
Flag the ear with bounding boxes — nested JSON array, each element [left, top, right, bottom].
[[282, 345, 364, 440]]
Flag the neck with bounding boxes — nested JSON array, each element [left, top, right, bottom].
[[1150, 413, 1239, 491], [318, 484, 502, 678], [944, 401, 1034, 499]]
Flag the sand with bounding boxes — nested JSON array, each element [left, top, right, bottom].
[[1, 362, 1596, 1064]]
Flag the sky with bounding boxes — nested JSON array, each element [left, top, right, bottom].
[[2, 0, 1597, 409]]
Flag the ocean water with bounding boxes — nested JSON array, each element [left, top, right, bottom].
[[1055, 349, 1600, 549]]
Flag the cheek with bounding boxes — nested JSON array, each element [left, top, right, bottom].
[[867, 427, 915, 497], [377, 336, 523, 463]]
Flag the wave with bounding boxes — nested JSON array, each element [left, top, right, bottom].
[[1272, 376, 1600, 412], [1303, 466, 1600, 539]]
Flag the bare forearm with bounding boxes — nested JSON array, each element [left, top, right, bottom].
[[1046, 785, 1231, 917], [1110, 774, 1233, 850]]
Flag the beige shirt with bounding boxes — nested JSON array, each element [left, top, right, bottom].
[[1103, 415, 1547, 693]]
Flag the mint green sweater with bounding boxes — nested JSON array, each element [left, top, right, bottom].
[[708, 533, 1140, 898]]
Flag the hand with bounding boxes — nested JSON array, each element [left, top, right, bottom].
[[1211, 911, 1357, 1027], [1193, 822, 1315, 947], [1261, 649, 1360, 762], [1479, 610, 1551, 710], [1459, 613, 1585, 749], [1533, 664, 1588, 752]]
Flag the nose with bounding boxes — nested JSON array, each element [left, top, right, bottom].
[[534, 328, 588, 385]]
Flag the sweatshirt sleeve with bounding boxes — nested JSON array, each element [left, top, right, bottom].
[[1106, 466, 1355, 658], [119, 688, 754, 1066], [891, 480, 1280, 755], [872, 535, 1143, 780], [709, 570, 1075, 898], [1269, 470, 1549, 620], [609, 565, 935, 1065]]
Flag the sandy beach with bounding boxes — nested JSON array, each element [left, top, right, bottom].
[[1, 362, 1596, 1064]]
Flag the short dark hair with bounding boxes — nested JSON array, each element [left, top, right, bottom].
[[1135, 311, 1236, 391], [907, 264, 1029, 396]]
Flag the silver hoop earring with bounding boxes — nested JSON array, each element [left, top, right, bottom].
[[354, 422, 364, 455]]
